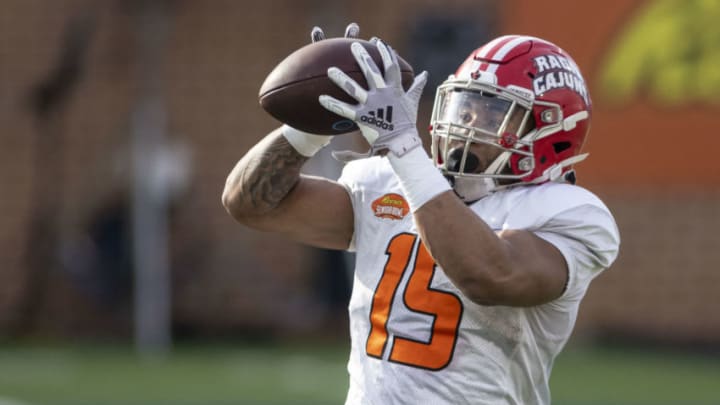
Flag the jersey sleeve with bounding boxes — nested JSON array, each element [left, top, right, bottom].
[[534, 204, 619, 301], [508, 184, 620, 302]]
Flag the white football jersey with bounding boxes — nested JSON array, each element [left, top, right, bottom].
[[337, 156, 620, 405]]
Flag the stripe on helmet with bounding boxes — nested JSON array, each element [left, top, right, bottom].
[[485, 36, 535, 74], [476, 35, 542, 74], [476, 36, 518, 71], [477, 36, 516, 58]]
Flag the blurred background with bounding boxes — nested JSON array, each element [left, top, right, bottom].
[[1, 0, 719, 404]]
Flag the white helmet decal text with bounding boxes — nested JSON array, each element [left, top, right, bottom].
[[532, 54, 590, 106]]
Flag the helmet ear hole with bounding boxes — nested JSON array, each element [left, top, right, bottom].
[[553, 141, 572, 154]]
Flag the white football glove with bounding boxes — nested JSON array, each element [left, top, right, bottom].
[[319, 40, 428, 161]]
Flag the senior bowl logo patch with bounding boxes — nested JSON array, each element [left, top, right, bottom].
[[372, 193, 409, 220]]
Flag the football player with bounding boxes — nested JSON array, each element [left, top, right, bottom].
[[222, 24, 620, 404]]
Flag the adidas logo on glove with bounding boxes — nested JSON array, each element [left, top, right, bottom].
[[361, 106, 394, 130]]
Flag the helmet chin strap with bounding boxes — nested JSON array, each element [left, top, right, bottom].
[[450, 152, 589, 202]]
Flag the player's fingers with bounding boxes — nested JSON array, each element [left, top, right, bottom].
[[327, 67, 368, 103], [344, 22, 359, 39], [350, 42, 386, 89], [407, 70, 428, 104], [377, 40, 400, 87], [319, 95, 357, 121], [388, 44, 401, 70], [311, 26, 325, 43]]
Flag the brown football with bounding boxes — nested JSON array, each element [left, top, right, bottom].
[[258, 38, 415, 135]]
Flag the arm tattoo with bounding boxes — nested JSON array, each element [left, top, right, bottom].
[[230, 132, 309, 214]]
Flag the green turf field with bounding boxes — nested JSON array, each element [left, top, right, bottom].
[[0, 343, 718, 405]]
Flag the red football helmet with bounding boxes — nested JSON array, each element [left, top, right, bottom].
[[430, 35, 592, 201]]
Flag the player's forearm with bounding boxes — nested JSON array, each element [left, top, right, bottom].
[[386, 148, 515, 304], [222, 128, 308, 222], [413, 192, 516, 305]]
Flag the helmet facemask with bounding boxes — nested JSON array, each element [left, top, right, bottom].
[[430, 80, 536, 202]]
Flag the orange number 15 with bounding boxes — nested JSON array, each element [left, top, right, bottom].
[[366, 233, 463, 370]]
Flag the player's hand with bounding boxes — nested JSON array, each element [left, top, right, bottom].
[[319, 40, 428, 160], [311, 22, 360, 43]]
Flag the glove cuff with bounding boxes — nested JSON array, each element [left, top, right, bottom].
[[365, 127, 421, 158], [281, 125, 333, 157], [388, 146, 452, 212]]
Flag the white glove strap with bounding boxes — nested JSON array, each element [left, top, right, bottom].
[[281, 124, 332, 157], [374, 129, 422, 158], [332, 130, 422, 163], [388, 147, 452, 212]]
